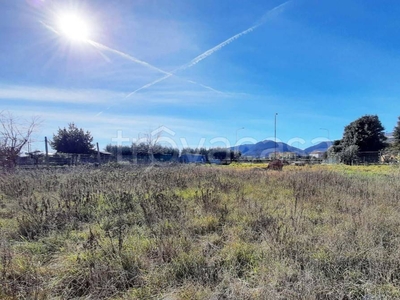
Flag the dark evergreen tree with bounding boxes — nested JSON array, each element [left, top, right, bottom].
[[341, 115, 387, 152], [180, 147, 205, 155], [51, 123, 94, 154], [208, 147, 237, 161], [393, 116, 400, 150]]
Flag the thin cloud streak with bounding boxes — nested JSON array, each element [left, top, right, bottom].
[[0, 84, 224, 107], [124, 1, 292, 99], [0, 84, 124, 104], [12, 107, 217, 136]]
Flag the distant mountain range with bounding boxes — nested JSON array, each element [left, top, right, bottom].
[[303, 141, 333, 154], [232, 140, 332, 158]]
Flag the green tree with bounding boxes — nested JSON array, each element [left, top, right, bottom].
[[152, 145, 179, 161], [181, 147, 197, 155], [132, 143, 179, 163], [341, 115, 387, 152], [208, 147, 238, 161], [393, 116, 400, 150], [340, 145, 359, 165], [197, 147, 209, 157], [51, 123, 94, 154], [105, 144, 133, 156]]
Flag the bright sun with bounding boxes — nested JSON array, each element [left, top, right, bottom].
[[57, 12, 91, 42]]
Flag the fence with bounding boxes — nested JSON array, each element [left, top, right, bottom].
[[1, 153, 178, 169], [13, 153, 112, 168], [2, 150, 398, 170]]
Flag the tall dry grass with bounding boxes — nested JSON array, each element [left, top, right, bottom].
[[0, 164, 400, 299]]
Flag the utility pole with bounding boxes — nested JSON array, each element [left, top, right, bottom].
[[274, 113, 278, 160], [96, 142, 100, 164], [44, 136, 49, 168]]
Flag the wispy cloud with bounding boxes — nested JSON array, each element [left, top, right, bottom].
[[0, 84, 125, 104], [9, 106, 218, 138], [0, 83, 227, 107]]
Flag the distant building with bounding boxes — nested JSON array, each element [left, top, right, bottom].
[[268, 152, 297, 160], [268, 152, 280, 159], [97, 150, 113, 158], [309, 151, 325, 159], [281, 152, 297, 159]]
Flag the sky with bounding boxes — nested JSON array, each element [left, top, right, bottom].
[[1, 0, 400, 152]]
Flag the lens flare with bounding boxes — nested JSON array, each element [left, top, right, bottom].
[[57, 12, 91, 42]]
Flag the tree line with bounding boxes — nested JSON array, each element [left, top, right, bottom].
[[47, 123, 240, 162], [51, 124, 239, 162], [0, 113, 239, 168], [1, 111, 400, 169], [104, 144, 240, 162]]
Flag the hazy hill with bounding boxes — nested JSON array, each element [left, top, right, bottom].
[[304, 141, 332, 154], [233, 140, 306, 157], [233, 140, 332, 157]]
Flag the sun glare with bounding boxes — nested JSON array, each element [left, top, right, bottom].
[[57, 12, 91, 42]]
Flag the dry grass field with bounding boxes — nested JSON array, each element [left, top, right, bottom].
[[1, 163, 400, 299]]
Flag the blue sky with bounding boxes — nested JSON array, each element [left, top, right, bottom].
[[1, 0, 400, 151]]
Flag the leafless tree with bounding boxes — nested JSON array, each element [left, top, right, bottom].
[[144, 130, 163, 163], [135, 129, 164, 164], [0, 111, 41, 169]]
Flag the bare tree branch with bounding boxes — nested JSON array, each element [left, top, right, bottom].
[[139, 129, 163, 163], [0, 111, 42, 169]]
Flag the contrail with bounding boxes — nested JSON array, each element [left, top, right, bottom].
[[178, 0, 291, 71], [188, 80, 225, 94], [124, 0, 292, 98], [88, 41, 226, 95], [179, 0, 292, 72], [44, 1, 291, 114], [42, 21, 172, 75], [40, 20, 60, 35], [178, 25, 259, 71], [87, 40, 171, 76], [124, 74, 224, 99], [125, 74, 172, 98], [41, 21, 224, 95]]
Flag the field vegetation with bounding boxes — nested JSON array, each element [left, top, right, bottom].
[[1, 163, 400, 299]]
